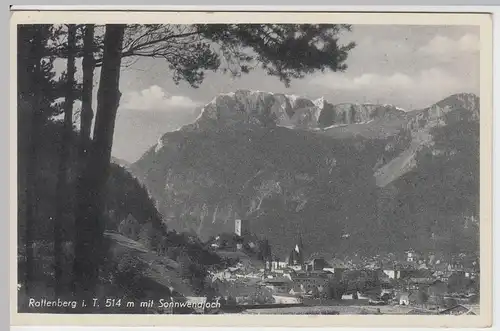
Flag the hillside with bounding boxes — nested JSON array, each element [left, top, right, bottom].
[[374, 93, 479, 187], [378, 96, 480, 254], [132, 90, 480, 259], [17, 118, 164, 245], [17, 118, 223, 301], [111, 156, 131, 168]]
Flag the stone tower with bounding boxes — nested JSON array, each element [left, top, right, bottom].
[[234, 219, 250, 237]]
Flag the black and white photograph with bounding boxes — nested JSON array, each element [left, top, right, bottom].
[[11, 10, 493, 326]]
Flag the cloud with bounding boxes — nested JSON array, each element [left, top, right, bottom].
[[418, 33, 480, 56], [314, 68, 465, 92], [121, 85, 201, 111], [312, 72, 415, 91], [309, 67, 472, 107]]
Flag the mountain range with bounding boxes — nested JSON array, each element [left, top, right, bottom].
[[130, 89, 480, 259]]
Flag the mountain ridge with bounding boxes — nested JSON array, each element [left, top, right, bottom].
[[179, 89, 410, 133], [131, 90, 479, 259]]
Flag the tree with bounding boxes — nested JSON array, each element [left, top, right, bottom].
[[18, 24, 62, 295], [443, 297, 458, 308], [311, 285, 321, 298], [54, 24, 77, 294], [177, 249, 208, 294], [73, 24, 126, 297], [258, 238, 272, 262], [89, 24, 355, 88], [416, 289, 429, 306], [326, 280, 345, 300], [17, 25, 64, 118], [99, 247, 149, 309], [245, 287, 275, 304], [72, 23, 355, 297], [79, 24, 96, 152], [447, 273, 470, 293]]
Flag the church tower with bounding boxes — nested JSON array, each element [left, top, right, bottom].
[[288, 234, 305, 266]]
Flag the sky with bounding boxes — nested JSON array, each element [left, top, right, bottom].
[[58, 24, 480, 163]]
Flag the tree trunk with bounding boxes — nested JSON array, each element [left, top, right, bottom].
[[54, 24, 77, 295], [80, 24, 95, 151], [23, 26, 45, 296], [73, 24, 125, 302], [73, 24, 95, 294]]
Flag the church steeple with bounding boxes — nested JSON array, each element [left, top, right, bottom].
[[296, 233, 304, 265], [288, 232, 305, 266]]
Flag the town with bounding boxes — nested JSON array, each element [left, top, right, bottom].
[[111, 215, 480, 315], [200, 219, 480, 315]]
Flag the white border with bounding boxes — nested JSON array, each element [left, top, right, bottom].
[[7, 5, 500, 11], [8, 5, 498, 330]]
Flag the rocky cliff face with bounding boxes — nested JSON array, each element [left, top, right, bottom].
[[182, 89, 408, 132], [132, 91, 480, 258]]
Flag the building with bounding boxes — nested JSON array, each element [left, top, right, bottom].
[[434, 270, 453, 282], [305, 258, 328, 271], [381, 262, 398, 279], [118, 213, 140, 239], [270, 260, 288, 271], [234, 219, 251, 237], [406, 249, 417, 262], [323, 258, 347, 282], [397, 292, 410, 305], [343, 269, 379, 287], [426, 279, 447, 296], [399, 269, 436, 291], [290, 270, 331, 294], [185, 296, 210, 314], [448, 262, 465, 272], [407, 308, 437, 315], [438, 304, 477, 315], [272, 294, 302, 304], [405, 249, 425, 263], [407, 269, 434, 283], [262, 277, 293, 294], [389, 261, 419, 280]]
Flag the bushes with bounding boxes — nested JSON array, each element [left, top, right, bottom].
[[443, 297, 458, 308], [241, 287, 275, 305], [429, 294, 458, 309], [178, 250, 209, 294], [415, 290, 429, 305], [100, 243, 150, 303]]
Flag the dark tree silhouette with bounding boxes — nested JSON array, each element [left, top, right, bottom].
[[73, 24, 126, 297], [258, 238, 272, 262], [416, 289, 429, 306], [79, 24, 95, 149], [17, 24, 63, 295], [68, 23, 355, 297], [54, 24, 77, 294], [88, 24, 356, 88]]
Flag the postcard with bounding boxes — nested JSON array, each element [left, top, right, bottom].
[[10, 9, 493, 327]]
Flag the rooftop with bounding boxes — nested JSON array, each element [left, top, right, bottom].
[[263, 277, 293, 284], [438, 304, 478, 316]]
